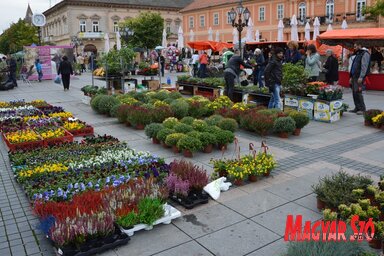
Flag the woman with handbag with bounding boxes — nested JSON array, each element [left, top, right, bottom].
[[58, 56, 73, 91]]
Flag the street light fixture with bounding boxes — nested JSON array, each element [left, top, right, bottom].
[[119, 27, 134, 93], [229, 0, 250, 58], [119, 27, 134, 42]]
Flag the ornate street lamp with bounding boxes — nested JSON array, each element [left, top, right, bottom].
[[229, 0, 250, 58], [119, 27, 134, 43]]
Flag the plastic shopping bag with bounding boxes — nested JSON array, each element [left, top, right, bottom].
[[54, 75, 61, 84]]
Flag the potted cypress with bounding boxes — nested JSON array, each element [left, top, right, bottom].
[[273, 117, 296, 138]]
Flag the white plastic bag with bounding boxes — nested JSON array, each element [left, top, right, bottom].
[[203, 177, 232, 200]]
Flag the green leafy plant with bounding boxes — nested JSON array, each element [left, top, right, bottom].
[[90, 94, 104, 112], [126, 105, 152, 126], [217, 118, 238, 132], [288, 111, 310, 129], [273, 117, 296, 133], [322, 208, 338, 221], [138, 197, 164, 226], [165, 133, 186, 147], [170, 100, 189, 119], [176, 135, 203, 152], [177, 75, 191, 83], [317, 87, 343, 101], [198, 132, 217, 147], [162, 117, 179, 129], [144, 123, 164, 139], [156, 128, 175, 142], [97, 95, 120, 115], [282, 63, 308, 96], [191, 120, 209, 132], [180, 116, 195, 125], [215, 130, 235, 146], [116, 212, 139, 229], [109, 102, 121, 118], [205, 115, 224, 126], [174, 123, 194, 134]]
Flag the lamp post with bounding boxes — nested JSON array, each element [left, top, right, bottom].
[[229, 0, 250, 59], [119, 27, 134, 93]]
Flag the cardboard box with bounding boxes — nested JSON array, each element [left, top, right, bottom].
[[314, 110, 341, 123], [298, 97, 315, 110], [314, 99, 343, 112], [298, 108, 314, 120], [147, 80, 160, 91], [284, 95, 299, 107]]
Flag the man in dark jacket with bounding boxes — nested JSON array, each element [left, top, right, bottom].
[[58, 56, 73, 91], [349, 43, 370, 115], [223, 50, 252, 101], [264, 47, 284, 109], [7, 55, 18, 87]]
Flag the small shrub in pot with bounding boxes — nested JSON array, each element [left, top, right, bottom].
[[145, 123, 164, 139], [273, 117, 296, 136], [165, 133, 186, 147], [180, 116, 194, 125], [217, 118, 238, 132], [176, 135, 203, 153], [170, 100, 189, 119], [174, 123, 194, 134]]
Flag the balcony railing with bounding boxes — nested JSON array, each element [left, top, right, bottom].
[[78, 32, 105, 39], [283, 13, 377, 27]]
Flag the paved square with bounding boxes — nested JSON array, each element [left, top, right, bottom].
[[0, 73, 383, 256]]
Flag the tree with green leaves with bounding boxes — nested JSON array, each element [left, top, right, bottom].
[[121, 12, 164, 51], [364, 0, 384, 17], [0, 19, 38, 54]]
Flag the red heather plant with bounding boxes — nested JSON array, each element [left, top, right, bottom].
[[116, 104, 131, 123], [240, 109, 276, 135], [169, 160, 209, 193]]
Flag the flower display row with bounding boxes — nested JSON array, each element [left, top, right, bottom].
[[313, 172, 384, 250], [0, 102, 94, 151], [211, 144, 276, 186], [364, 109, 384, 129]]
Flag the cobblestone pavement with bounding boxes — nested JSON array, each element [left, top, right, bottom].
[[0, 72, 383, 256]]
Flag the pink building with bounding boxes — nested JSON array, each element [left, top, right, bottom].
[[180, 0, 379, 43]]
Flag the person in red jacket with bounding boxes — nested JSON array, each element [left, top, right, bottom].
[[198, 51, 208, 78]]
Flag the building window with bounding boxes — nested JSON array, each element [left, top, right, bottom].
[[92, 21, 99, 32], [80, 20, 86, 32], [113, 21, 119, 32], [189, 16, 194, 28], [277, 4, 284, 20], [298, 2, 306, 22], [213, 13, 219, 25], [227, 12, 232, 24], [356, 0, 366, 21], [259, 7, 265, 21], [166, 24, 171, 33], [200, 15, 205, 27], [326, 0, 334, 19]]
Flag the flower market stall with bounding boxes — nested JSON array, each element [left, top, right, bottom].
[[317, 28, 384, 91]]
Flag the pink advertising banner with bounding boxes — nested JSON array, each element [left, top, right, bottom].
[[23, 46, 75, 80]]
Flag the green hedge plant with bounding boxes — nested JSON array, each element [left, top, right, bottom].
[[176, 135, 203, 152], [273, 117, 296, 134], [217, 118, 238, 132]]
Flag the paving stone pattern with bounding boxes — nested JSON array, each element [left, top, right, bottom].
[[0, 73, 383, 256]]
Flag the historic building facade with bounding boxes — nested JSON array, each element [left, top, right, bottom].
[[42, 0, 192, 53], [180, 0, 380, 43]]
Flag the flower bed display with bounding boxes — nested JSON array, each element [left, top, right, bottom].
[[211, 142, 276, 185], [313, 172, 384, 250], [2, 129, 44, 152], [166, 160, 209, 209], [63, 120, 94, 137]]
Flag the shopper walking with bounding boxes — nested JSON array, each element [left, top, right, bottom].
[[252, 48, 266, 88], [7, 55, 17, 87], [35, 59, 43, 82], [323, 49, 339, 85], [58, 56, 73, 91], [198, 51, 208, 78], [305, 44, 321, 82], [264, 47, 284, 109], [349, 43, 370, 115], [223, 50, 252, 101]]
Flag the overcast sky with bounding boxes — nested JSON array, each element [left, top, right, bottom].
[[0, 0, 62, 34]]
